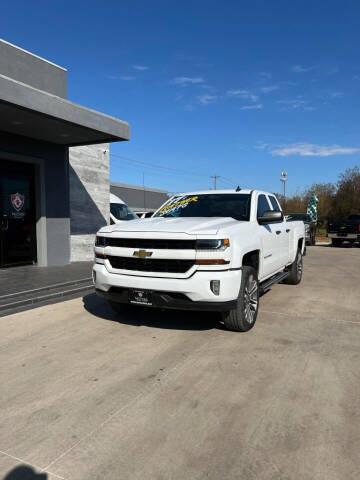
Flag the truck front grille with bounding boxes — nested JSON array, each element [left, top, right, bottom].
[[107, 255, 194, 274], [104, 238, 196, 249]]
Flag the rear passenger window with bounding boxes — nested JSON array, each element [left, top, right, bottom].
[[268, 196, 280, 211], [257, 194, 270, 217]]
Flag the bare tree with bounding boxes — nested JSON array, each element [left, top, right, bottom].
[[333, 166, 360, 219], [303, 183, 336, 221]]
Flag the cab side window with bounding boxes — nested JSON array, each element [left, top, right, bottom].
[[268, 195, 281, 212], [257, 194, 270, 217]]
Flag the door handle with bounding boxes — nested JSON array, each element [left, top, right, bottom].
[[276, 230, 281, 235], [0, 220, 8, 231], [286, 229, 290, 233]]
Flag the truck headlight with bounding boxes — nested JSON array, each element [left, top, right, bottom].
[[196, 238, 230, 250], [95, 236, 107, 246]]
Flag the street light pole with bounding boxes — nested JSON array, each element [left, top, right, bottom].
[[280, 170, 287, 199]]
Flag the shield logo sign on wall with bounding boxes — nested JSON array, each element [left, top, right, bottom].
[[11, 193, 25, 212]]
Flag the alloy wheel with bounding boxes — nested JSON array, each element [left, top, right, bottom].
[[243, 274, 258, 324]]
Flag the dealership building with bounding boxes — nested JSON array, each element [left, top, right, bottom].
[[0, 39, 130, 267], [110, 182, 168, 214]]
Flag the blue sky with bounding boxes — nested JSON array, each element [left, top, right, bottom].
[[3, 0, 360, 195]]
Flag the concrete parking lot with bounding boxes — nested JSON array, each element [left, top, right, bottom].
[[1, 246, 359, 480]]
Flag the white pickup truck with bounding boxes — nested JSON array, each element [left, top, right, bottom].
[[94, 189, 305, 332]]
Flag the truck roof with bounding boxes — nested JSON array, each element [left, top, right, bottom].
[[172, 189, 260, 196]]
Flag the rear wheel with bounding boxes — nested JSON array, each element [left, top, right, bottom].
[[221, 266, 259, 332], [283, 249, 303, 285], [332, 238, 342, 247]]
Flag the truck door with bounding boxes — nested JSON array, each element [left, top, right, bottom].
[[267, 195, 289, 267], [256, 194, 279, 278]]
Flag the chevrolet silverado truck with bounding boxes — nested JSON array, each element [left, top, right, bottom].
[[327, 214, 360, 246], [94, 190, 305, 332]]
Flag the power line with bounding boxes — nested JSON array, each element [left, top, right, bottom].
[[110, 153, 211, 178], [110, 160, 210, 191], [110, 152, 238, 190], [220, 176, 236, 186], [110, 159, 197, 180], [218, 177, 234, 187]]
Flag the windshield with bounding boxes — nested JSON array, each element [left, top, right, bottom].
[[287, 213, 311, 222], [110, 203, 137, 221], [154, 194, 251, 221]]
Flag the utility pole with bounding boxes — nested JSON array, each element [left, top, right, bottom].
[[211, 174, 220, 190]]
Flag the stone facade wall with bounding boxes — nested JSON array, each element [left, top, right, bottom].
[[69, 144, 109, 261]]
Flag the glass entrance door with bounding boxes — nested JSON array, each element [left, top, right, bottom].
[[0, 161, 37, 267]]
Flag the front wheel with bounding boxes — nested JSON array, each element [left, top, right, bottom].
[[221, 266, 259, 332], [283, 249, 303, 285], [332, 238, 342, 247]]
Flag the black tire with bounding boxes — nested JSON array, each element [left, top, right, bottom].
[[283, 249, 303, 285], [221, 266, 259, 332], [311, 233, 316, 246], [332, 238, 342, 247]]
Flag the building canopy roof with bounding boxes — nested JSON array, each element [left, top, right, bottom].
[[0, 74, 130, 146]]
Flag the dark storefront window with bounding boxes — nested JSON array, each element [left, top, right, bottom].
[[0, 161, 37, 267]]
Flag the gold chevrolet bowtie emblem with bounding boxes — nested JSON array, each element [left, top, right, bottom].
[[133, 250, 153, 258]]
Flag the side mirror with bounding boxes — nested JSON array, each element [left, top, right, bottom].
[[258, 210, 283, 224]]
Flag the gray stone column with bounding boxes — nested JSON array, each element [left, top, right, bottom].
[[69, 144, 110, 261]]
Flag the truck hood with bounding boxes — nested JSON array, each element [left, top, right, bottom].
[[101, 217, 241, 235]]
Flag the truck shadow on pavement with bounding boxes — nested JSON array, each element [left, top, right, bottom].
[[316, 243, 359, 248], [82, 293, 221, 331], [3, 465, 47, 480]]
